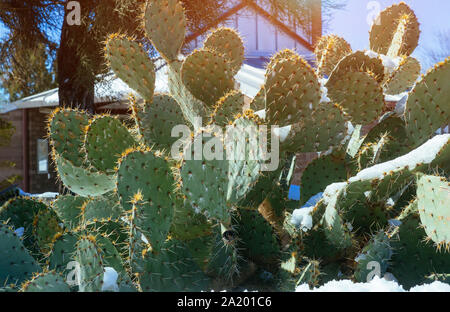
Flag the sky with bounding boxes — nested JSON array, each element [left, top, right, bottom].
[[326, 0, 450, 71]]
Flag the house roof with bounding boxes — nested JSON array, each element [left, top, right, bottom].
[[3, 64, 265, 113], [184, 0, 315, 52]]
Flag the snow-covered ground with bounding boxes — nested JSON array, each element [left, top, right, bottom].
[[296, 276, 450, 292]]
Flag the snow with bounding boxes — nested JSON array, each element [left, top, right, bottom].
[[319, 78, 331, 103], [364, 50, 402, 74], [296, 276, 450, 292], [254, 109, 266, 119], [384, 92, 408, 102], [290, 207, 314, 232], [273, 125, 292, 143], [349, 134, 450, 182], [322, 182, 348, 205], [102, 267, 119, 292], [303, 192, 323, 208]]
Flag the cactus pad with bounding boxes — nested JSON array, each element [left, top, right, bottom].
[[204, 28, 245, 75], [265, 53, 321, 126], [315, 35, 352, 77], [404, 57, 450, 145], [417, 174, 450, 249], [181, 49, 235, 107], [144, 0, 186, 62], [84, 115, 136, 172], [0, 223, 41, 286], [105, 35, 156, 101], [48, 108, 89, 167], [131, 94, 186, 150], [327, 70, 384, 124], [384, 56, 421, 94], [117, 148, 175, 251], [369, 2, 420, 57]]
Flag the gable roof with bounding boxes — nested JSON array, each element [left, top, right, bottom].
[[184, 0, 315, 52]]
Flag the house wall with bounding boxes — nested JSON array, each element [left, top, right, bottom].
[[187, 7, 313, 64], [27, 109, 58, 193], [0, 108, 58, 194], [0, 109, 23, 189]]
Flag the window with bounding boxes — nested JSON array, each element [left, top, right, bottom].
[[37, 139, 48, 174]]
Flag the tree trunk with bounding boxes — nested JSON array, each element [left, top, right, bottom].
[[57, 5, 95, 112]]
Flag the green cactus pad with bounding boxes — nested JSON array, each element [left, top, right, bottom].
[[54, 153, 116, 197], [266, 49, 298, 73], [265, 53, 321, 127], [144, 0, 186, 62], [404, 57, 450, 145], [369, 2, 420, 57], [206, 226, 241, 285], [180, 128, 230, 222], [138, 239, 210, 291], [32, 208, 63, 253], [315, 35, 352, 77], [48, 108, 89, 167], [283, 103, 348, 153], [117, 148, 175, 252], [0, 197, 48, 253], [250, 87, 265, 111], [47, 232, 78, 275], [82, 196, 123, 224], [171, 200, 213, 241], [96, 235, 125, 274], [181, 49, 235, 107], [167, 61, 210, 128], [105, 35, 156, 101], [362, 115, 412, 164], [75, 236, 105, 292], [417, 174, 450, 248], [384, 56, 421, 94], [52, 195, 86, 230], [327, 51, 385, 86], [354, 232, 392, 282], [21, 271, 70, 292], [327, 70, 384, 124], [204, 27, 245, 75], [389, 209, 450, 289], [300, 149, 354, 206], [132, 94, 186, 150], [321, 189, 354, 250], [0, 223, 41, 286], [236, 208, 280, 267], [84, 115, 136, 173], [210, 90, 245, 127]]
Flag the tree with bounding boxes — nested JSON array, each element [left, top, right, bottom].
[[0, 42, 56, 101]]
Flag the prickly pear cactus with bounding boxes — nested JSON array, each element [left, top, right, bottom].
[[2, 0, 448, 292]]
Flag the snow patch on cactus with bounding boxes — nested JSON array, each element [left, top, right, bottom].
[[273, 125, 292, 143], [102, 267, 119, 292], [291, 207, 314, 232], [296, 276, 450, 292], [349, 134, 450, 182], [323, 182, 348, 205], [364, 50, 402, 74], [319, 78, 331, 103]]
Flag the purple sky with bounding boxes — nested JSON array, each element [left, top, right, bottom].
[[326, 0, 450, 70]]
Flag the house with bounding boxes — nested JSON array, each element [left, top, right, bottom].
[[0, 0, 321, 193]]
